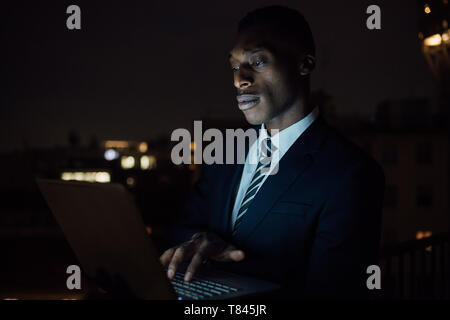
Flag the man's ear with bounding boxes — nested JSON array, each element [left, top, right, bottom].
[[299, 54, 316, 76]]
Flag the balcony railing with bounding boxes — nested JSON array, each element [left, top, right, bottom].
[[378, 232, 450, 299]]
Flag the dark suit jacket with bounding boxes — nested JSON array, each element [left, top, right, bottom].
[[165, 116, 385, 298]]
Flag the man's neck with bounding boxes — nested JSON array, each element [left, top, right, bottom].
[[264, 95, 313, 136]]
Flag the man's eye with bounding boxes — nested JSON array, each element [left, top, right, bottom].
[[231, 66, 239, 71], [251, 60, 264, 68]]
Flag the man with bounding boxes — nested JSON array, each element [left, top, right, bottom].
[[160, 5, 385, 298]]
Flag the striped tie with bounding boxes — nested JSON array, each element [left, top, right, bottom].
[[233, 137, 272, 235]]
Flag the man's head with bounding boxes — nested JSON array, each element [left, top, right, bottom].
[[229, 6, 316, 128]]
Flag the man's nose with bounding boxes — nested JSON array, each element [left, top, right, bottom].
[[233, 69, 254, 89]]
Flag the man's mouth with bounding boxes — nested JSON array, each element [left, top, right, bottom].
[[237, 94, 260, 111]]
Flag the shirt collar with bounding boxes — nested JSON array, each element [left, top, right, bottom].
[[259, 106, 319, 158]]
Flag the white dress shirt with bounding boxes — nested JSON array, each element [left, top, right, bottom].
[[230, 106, 319, 229]]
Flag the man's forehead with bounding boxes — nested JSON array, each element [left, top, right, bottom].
[[228, 44, 268, 59], [228, 28, 289, 60], [229, 34, 274, 59]]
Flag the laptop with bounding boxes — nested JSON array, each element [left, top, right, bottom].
[[36, 179, 279, 300]]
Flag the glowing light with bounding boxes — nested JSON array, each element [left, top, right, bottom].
[[442, 30, 449, 42], [423, 34, 442, 46], [416, 230, 432, 240], [61, 172, 74, 181], [104, 140, 129, 149], [3, 298, 18, 300], [61, 171, 111, 183], [95, 172, 111, 183], [126, 176, 136, 187], [424, 4, 431, 14], [190, 141, 196, 151], [104, 149, 119, 161], [145, 226, 152, 234], [139, 142, 148, 153], [121, 156, 135, 169], [140, 155, 157, 170]]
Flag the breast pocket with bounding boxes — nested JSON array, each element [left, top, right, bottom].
[[270, 200, 311, 216]]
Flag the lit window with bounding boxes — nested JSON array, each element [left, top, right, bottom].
[[416, 230, 432, 240], [140, 155, 156, 170], [95, 172, 111, 183], [424, 34, 442, 46], [60, 171, 110, 183], [139, 142, 148, 153], [104, 140, 129, 149], [61, 172, 74, 181], [121, 156, 135, 169], [74, 172, 84, 181]]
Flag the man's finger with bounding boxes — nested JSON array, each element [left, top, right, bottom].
[[159, 248, 175, 266], [184, 252, 205, 282], [167, 246, 187, 279]]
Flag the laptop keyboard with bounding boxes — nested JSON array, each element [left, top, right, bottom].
[[170, 272, 241, 300]]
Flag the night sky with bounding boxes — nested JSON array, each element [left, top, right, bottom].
[[1, 0, 436, 152]]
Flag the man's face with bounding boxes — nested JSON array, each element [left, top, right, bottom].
[[229, 28, 301, 126]]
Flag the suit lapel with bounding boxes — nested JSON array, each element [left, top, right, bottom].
[[218, 127, 255, 236], [232, 117, 328, 243], [219, 162, 244, 235]]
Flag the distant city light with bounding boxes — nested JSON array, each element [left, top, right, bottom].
[[139, 142, 148, 153], [424, 4, 431, 14], [416, 230, 432, 240], [104, 140, 129, 149], [61, 171, 111, 183], [95, 172, 111, 183], [442, 30, 449, 43], [423, 33, 442, 46], [104, 149, 119, 161], [140, 155, 157, 170], [121, 156, 135, 169], [126, 176, 136, 187]]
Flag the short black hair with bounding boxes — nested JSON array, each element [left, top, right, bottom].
[[238, 5, 315, 57]]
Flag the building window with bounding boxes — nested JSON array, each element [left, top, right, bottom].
[[416, 185, 433, 207], [384, 185, 398, 208], [416, 142, 433, 164], [382, 144, 397, 165]]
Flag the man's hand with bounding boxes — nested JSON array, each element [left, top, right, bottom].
[[159, 232, 245, 282]]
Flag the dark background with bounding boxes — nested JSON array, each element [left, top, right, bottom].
[[1, 0, 436, 150], [1, 0, 449, 299]]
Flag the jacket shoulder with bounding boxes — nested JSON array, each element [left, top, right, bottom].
[[318, 123, 384, 181]]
